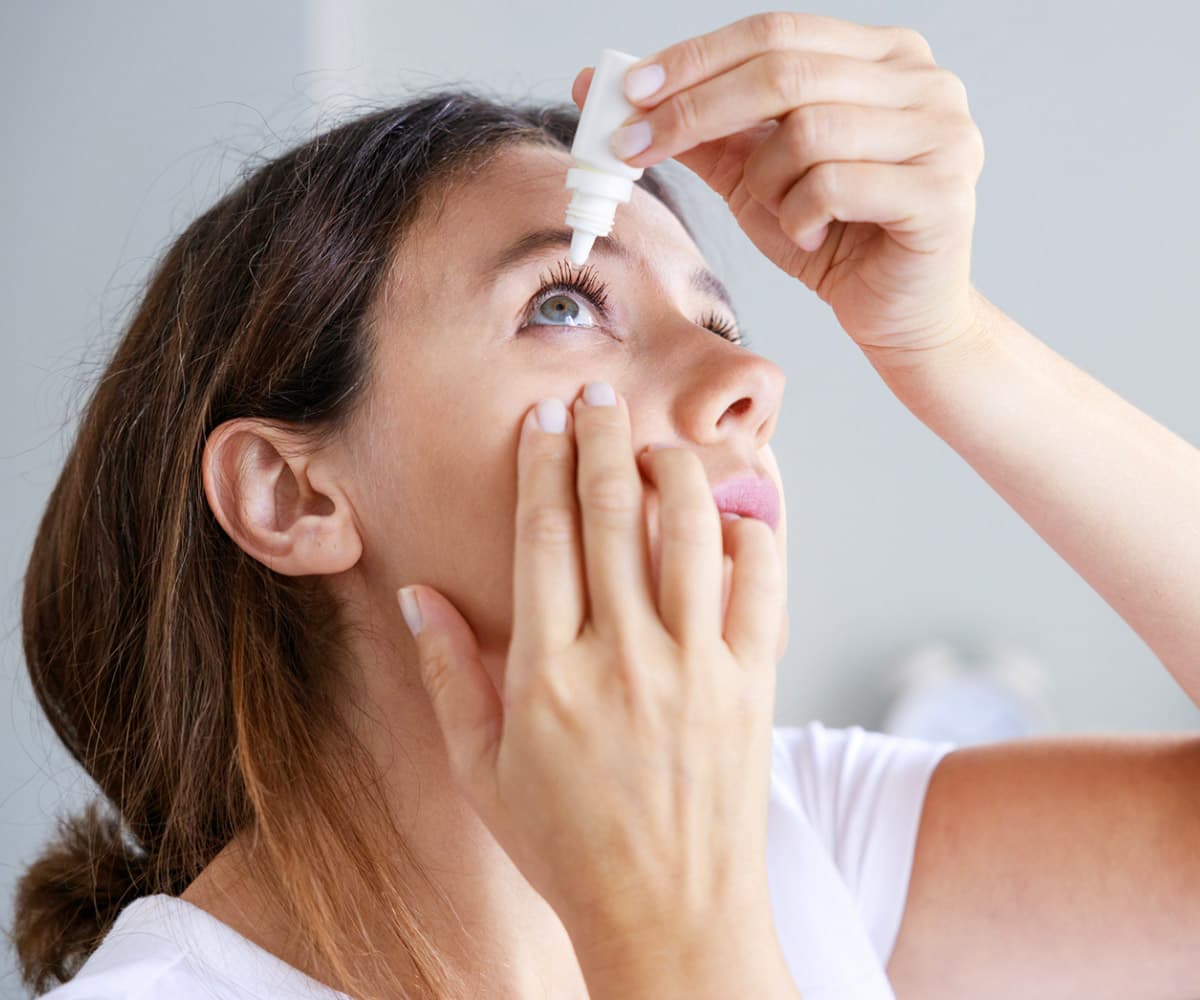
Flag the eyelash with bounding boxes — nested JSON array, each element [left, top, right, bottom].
[[526, 261, 751, 349]]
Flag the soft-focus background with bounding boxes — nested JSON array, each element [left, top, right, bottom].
[[2, 1, 1197, 994]]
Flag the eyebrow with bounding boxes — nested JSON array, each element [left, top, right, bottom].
[[482, 227, 739, 319]]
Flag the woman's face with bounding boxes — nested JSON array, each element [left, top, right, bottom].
[[339, 142, 788, 672]]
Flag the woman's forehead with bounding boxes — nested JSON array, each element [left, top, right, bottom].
[[403, 143, 706, 282]]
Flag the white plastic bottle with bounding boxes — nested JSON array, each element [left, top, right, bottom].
[[564, 49, 645, 265]]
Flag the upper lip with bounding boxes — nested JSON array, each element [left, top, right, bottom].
[[710, 473, 781, 532]]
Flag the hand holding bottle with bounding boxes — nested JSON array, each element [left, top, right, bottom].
[[571, 12, 987, 364]]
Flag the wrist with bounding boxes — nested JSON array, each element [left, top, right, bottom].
[[569, 906, 800, 1000], [859, 285, 998, 393]]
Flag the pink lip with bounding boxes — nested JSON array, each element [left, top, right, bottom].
[[710, 474, 781, 532]]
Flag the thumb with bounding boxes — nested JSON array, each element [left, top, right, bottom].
[[398, 585, 503, 811], [570, 65, 593, 110]]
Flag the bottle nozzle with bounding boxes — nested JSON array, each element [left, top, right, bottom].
[[564, 50, 645, 269], [568, 229, 597, 266]]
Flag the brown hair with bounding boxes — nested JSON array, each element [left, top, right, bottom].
[[12, 88, 694, 998]]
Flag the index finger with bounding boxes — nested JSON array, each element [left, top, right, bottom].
[[620, 12, 906, 108], [512, 399, 586, 659]]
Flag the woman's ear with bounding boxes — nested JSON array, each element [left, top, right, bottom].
[[202, 419, 362, 576]]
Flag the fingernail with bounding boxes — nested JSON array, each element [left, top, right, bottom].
[[398, 587, 423, 636], [536, 397, 567, 433], [582, 380, 616, 406], [624, 63, 665, 102], [720, 511, 743, 522], [610, 120, 652, 160]]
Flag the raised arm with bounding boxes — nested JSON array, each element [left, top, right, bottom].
[[865, 286, 1200, 706], [577, 12, 1200, 991], [865, 291, 1200, 998]]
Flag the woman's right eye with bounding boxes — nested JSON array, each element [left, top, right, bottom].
[[526, 289, 601, 330]]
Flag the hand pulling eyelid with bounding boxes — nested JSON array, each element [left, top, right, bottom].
[[565, 50, 646, 266]]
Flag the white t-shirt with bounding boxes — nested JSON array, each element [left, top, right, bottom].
[[43, 722, 953, 1000]]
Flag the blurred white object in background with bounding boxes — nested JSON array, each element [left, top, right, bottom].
[[880, 640, 1056, 746]]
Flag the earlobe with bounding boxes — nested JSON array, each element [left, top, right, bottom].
[[202, 419, 362, 576]]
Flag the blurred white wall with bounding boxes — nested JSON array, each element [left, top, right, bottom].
[[2, 1, 1197, 995]]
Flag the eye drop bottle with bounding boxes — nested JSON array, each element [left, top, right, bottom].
[[565, 49, 645, 265]]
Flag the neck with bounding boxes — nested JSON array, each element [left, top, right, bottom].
[[183, 583, 590, 999]]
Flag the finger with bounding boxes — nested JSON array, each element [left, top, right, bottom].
[[743, 103, 947, 215], [402, 585, 502, 816], [622, 12, 906, 111], [719, 552, 734, 624], [571, 65, 594, 109], [512, 398, 586, 659], [775, 160, 978, 257], [571, 383, 655, 640], [637, 446, 723, 645], [614, 51, 930, 169], [721, 517, 784, 668], [665, 125, 775, 203]]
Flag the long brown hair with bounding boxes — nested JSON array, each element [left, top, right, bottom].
[[12, 89, 694, 998]]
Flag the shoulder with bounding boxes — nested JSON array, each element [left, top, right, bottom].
[[769, 721, 955, 834], [767, 722, 955, 961], [41, 896, 237, 1000], [42, 954, 212, 1000], [40, 895, 347, 1000]]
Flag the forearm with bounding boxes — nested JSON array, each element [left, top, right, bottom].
[[863, 286, 1200, 704]]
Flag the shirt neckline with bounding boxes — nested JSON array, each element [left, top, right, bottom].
[[113, 893, 356, 999]]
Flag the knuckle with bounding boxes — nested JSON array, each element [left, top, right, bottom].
[[762, 50, 809, 103], [669, 87, 702, 138], [966, 120, 986, 173], [521, 503, 575, 546], [675, 34, 711, 82], [748, 11, 797, 50], [742, 158, 777, 211], [525, 668, 580, 731], [531, 438, 572, 469], [660, 503, 718, 545], [928, 66, 969, 109], [611, 637, 647, 681], [807, 160, 842, 206], [945, 119, 986, 177], [889, 25, 934, 63], [580, 470, 640, 516], [789, 104, 831, 154]]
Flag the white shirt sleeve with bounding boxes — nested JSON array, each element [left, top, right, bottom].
[[770, 722, 955, 964]]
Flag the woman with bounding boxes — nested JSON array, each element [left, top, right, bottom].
[[13, 11, 1199, 1000]]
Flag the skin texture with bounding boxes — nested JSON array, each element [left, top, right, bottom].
[[190, 141, 790, 999]]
